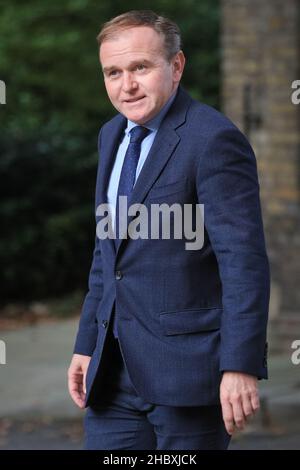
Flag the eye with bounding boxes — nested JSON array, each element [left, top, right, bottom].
[[108, 70, 120, 78], [136, 63, 146, 71]]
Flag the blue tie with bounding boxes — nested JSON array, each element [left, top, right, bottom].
[[112, 125, 149, 338], [114, 125, 149, 246]]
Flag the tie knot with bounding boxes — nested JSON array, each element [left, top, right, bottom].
[[129, 126, 149, 144]]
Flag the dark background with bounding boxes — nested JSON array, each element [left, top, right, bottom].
[[0, 0, 219, 304]]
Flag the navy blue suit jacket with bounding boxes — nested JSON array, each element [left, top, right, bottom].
[[73, 86, 270, 407]]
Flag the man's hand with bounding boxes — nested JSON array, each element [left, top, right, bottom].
[[68, 354, 91, 409], [220, 371, 260, 435]]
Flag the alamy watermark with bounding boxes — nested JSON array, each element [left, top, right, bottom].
[[0, 79, 6, 104], [291, 80, 300, 105], [96, 197, 205, 250], [291, 340, 300, 365], [0, 340, 6, 365]]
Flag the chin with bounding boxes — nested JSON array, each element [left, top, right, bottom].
[[121, 103, 153, 123], [127, 112, 148, 124]]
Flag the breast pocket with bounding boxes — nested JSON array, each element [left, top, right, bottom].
[[148, 179, 189, 201]]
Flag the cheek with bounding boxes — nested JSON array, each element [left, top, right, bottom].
[[105, 81, 119, 99], [152, 77, 169, 97]]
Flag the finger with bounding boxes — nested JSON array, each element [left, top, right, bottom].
[[72, 392, 85, 408], [83, 372, 87, 395], [250, 391, 260, 413], [68, 376, 86, 409], [241, 394, 254, 420], [221, 400, 235, 435], [68, 374, 83, 394], [231, 397, 245, 430], [70, 386, 85, 408], [68, 372, 83, 381]]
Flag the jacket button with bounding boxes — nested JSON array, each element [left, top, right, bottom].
[[115, 270, 123, 280], [102, 320, 108, 329]]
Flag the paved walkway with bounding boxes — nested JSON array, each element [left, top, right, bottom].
[[0, 319, 299, 449], [0, 318, 82, 419]]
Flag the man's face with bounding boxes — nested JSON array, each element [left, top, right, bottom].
[[99, 26, 185, 124]]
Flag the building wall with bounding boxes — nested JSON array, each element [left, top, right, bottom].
[[221, 0, 300, 351]]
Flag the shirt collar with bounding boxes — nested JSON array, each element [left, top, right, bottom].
[[125, 88, 178, 136]]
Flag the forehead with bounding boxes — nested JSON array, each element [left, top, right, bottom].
[[99, 26, 165, 65]]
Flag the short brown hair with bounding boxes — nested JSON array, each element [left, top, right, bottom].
[[96, 10, 182, 62]]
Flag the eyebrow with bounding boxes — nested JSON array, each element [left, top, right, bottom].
[[102, 59, 153, 74]]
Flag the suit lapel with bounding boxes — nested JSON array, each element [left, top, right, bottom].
[[129, 123, 180, 210], [115, 86, 192, 256]]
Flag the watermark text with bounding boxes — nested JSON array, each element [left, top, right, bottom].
[[0, 340, 6, 365], [291, 80, 300, 104], [96, 198, 204, 251], [291, 340, 300, 365]]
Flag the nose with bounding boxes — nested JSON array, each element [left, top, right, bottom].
[[122, 72, 138, 93]]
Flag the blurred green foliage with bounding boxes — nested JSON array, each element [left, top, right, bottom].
[[0, 0, 220, 303]]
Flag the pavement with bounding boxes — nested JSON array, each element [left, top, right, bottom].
[[0, 318, 299, 450]]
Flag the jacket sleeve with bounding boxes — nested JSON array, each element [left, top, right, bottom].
[[196, 125, 270, 378], [73, 129, 104, 356]]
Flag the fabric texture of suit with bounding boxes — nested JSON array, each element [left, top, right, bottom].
[[73, 85, 270, 407]]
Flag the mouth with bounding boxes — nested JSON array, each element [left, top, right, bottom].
[[123, 96, 146, 104]]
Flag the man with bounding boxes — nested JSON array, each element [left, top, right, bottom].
[[68, 10, 270, 450]]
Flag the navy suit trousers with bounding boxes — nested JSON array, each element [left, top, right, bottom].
[[84, 329, 231, 450]]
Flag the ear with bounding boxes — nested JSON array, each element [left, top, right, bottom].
[[172, 51, 186, 83]]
